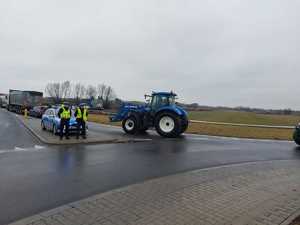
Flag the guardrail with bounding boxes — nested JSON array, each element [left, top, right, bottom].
[[189, 120, 295, 129]]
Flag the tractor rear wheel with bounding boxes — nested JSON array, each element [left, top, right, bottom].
[[155, 112, 181, 138], [122, 116, 138, 135]]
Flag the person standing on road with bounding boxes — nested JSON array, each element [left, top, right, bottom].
[[58, 104, 71, 140], [75, 104, 88, 139]]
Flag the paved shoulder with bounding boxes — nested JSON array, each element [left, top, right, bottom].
[[0, 109, 39, 150], [9, 160, 300, 225]]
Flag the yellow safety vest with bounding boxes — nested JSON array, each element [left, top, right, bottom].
[[60, 106, 71, 119], [76, 108, 88, 122]]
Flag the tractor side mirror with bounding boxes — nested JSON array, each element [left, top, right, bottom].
[[144, 94, 151, 103]]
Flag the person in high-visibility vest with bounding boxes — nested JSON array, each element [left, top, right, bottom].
[[58, 104, 71, 140], [74, 104, 88, 139]]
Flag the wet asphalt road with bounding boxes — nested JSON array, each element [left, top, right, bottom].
[[0, 109, 39, 150], [0, 108, 300, 225]]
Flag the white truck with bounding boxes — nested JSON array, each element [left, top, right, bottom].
[[0, 94, 8, 108], [8, 90, 43, 113]]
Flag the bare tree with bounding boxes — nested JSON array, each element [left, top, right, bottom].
[[73, 83, 86, 104], [45, 81, 116, 107], [86, 85, 97, 99], [45, 82, 61, 103], [103, 85, 116, 109], [45, 81, 72, 103], [61, 81, 71, 99], [97, 84, 106, 100]]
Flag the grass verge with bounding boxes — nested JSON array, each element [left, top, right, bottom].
[[188, 122, 293, 140], [189, 110, 300, 126], [89, 114, 294, 140]]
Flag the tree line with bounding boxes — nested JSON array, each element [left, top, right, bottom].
[[45, 81, 116, 108]]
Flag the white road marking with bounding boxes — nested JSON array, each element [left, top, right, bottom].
[[188, 137, 211, 141], [34, 145, 45, 149], [132, 138, 153, 142], [0, 145, 45, 154], [14, 147, 27, 151], [186, 133, 293, 143]]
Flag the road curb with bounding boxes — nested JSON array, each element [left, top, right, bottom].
[[15, 115, 46, 144], [281, 209, 300, 225], [186, 133, 294, 143], [16, 115, 152, 145]]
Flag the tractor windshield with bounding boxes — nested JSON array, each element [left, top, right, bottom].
[[151, 95, 176, 109]]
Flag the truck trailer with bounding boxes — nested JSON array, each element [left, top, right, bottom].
[[8, 90, 43, 114]]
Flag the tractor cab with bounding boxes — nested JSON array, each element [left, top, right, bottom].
[[146, 92, 177, 110]]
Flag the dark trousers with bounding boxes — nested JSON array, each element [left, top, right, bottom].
[[60, 119, 70, 138], [76, 119, 86, 137]]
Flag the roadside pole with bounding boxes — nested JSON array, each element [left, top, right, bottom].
[[24, 108, 28, 119]]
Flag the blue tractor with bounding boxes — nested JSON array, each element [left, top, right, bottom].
[[110, 92, 189, 138]]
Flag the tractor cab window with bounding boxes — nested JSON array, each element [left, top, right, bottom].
[[151, 95, 175, 109], [169, 96, 176, 105]]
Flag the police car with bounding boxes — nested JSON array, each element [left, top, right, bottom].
[[41, 107, 79, 135]]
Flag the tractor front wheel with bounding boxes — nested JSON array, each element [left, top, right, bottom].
[[155, 112, 181, 138], [122, 116, 138, 135]]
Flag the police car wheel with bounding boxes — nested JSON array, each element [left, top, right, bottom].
[[53, 125, 58, 135], [41, 122, 46, 130]]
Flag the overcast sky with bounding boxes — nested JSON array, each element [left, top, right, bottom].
[[1, 0, 299, 109]]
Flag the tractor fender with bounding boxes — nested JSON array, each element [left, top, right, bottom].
[[126, 110, 140, 119], [155, 106, 187, 117]]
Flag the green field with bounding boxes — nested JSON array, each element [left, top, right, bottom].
[[188, 110, 300, 126], [89, 110, 299, 140]]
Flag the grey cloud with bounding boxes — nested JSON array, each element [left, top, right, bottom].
[[0, 0, 300, 109]]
